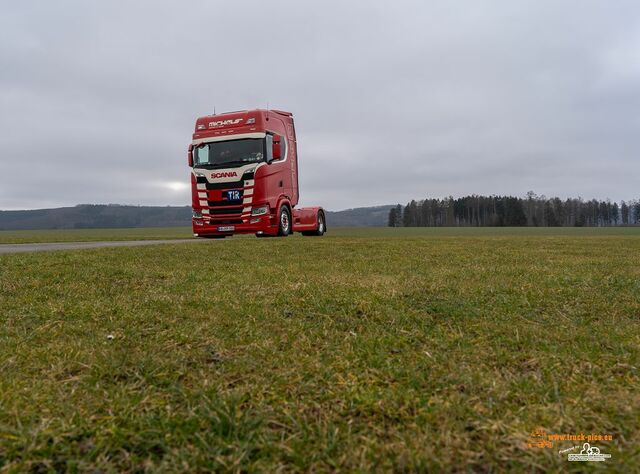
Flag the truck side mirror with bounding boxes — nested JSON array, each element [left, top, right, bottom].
[[188, 144, 194, 167], [272, 134, 282, 160]]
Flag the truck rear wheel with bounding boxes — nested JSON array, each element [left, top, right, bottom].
[[278, 205, 291, 237], [302, 211, 326, 236]]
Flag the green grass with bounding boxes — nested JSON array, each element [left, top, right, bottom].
[[1, 225, 638, 244], [1, 228, 639, 471]]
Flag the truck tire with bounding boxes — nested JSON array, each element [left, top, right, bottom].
[[278, 205, 291, 237], [302, 211, 326, 236]]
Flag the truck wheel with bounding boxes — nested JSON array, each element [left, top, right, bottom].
[[316, 211, 326, 235], [278, 205, 291, 237], [302, 211, 326, 236]]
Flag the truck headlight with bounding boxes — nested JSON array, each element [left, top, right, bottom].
[[251, 205, 269, 216], [192, 209, 203, 218]]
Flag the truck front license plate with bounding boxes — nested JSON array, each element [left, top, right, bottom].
[[217, 226, 235, 232]]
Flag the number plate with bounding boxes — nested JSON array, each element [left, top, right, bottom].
[[217, 226, 235, 232], [225, 190, 242, 201]]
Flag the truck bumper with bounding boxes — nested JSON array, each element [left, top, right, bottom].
[[192, 215, 278, 237]]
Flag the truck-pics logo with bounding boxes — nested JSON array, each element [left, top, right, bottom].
[[209, 118, 243, 128], [211, 171, 238, 179]]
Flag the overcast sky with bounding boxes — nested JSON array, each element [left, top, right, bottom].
[[1, 1, 639, 211]]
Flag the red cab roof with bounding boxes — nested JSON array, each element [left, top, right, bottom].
[[193, 109, 292, 138]]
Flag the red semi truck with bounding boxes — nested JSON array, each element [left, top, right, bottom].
[[188, 109, 326, 238]]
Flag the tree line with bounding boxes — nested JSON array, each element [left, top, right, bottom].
[[388, 193, 640, 227]]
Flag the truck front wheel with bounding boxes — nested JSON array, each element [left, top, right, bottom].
[[277, 205, 291, 237]]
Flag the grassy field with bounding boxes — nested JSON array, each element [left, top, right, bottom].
[[1, 225, 640, 244], [1, 228, 639, 472]]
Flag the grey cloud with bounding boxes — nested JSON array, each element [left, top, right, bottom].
[[1, 0, 639, 211]]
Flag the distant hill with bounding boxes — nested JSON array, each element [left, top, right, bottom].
[[325, 205, 395, 227], [0, 205, 191, 230], [0, 204, 395, 230]]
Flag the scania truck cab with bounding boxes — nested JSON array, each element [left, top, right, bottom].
[[188, 109, 326, 238]]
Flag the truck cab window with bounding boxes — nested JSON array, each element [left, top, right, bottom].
[[193, 139, 264, 168]]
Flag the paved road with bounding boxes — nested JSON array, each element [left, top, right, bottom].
[[0, 239, 204, 254]]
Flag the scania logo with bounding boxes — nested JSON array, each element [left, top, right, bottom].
[[211, 171, 238, 179], [208, 118, 243, 128]]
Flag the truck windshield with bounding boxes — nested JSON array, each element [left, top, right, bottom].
[[193, 138, 264, 168]]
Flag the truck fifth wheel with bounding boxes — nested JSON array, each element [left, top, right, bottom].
[[188, 109, 326, 238]]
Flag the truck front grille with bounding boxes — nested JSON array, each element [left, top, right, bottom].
[[195, 170, 255, 224]]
